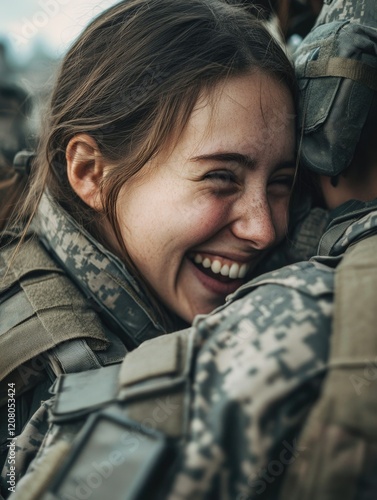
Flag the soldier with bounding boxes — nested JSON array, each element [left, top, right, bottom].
[[5, 0, 376, 499], [0, 81, 32, 230], [0, 1, 300, 498]]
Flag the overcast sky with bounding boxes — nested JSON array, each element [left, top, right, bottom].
[[0, 0, 121, 61]]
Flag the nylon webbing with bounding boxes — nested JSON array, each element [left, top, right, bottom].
[[318, 219, 352, 256], [49, 339, 102, 374], [0, 289, 34, 335], [306, 57, 377, 91]]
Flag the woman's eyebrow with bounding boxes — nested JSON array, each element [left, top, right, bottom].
[[191, 153, 296, 172], [190, 152, 257, 169]]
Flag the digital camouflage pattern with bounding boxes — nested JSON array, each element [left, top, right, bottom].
[[14, 260, 333, 500], [35, 193, 166, 346], [315, 0, 377, 26], [323, 202, 377, 256], [167, 264, 333, 500], [8, 201, 377, 500], [166, 203, 377, 500], [5, 402, 51, 486]]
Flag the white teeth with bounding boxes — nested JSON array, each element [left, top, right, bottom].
[[202, 258, 211, 268], [220, 264, 230, 276], [211, 260, 222, 274], [194, 254, 203, 264], [229, 263, 240, 279], [192, 253, 250, 279], [238, 264, 247, 279]]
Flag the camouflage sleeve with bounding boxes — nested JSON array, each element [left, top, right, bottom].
[[314, 0, 369, 26], [168, 283, 333, 500]]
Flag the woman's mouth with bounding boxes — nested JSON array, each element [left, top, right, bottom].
[[192, 252, 250, 279], [187, 252, 252, 296]]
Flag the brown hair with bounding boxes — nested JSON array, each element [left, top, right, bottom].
[[4, 0, 296, 325]]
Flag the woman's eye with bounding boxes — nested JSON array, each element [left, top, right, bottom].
[[205, 170, 237, 183], [268, 175, 295, 193]]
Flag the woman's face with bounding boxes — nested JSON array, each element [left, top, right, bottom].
[[116, 72, 296, 323]]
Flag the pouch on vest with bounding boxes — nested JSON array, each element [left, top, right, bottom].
[[10, 329, 194, 500]]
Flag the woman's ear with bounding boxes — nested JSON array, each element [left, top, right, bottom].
[[66, 134, 107, 211]]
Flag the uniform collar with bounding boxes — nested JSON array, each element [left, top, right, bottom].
[[316, 198, 377, 260], [33, 192, 166, 349]]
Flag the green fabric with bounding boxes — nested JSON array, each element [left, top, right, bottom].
[[0, 238, 110, 382], [279, 234, 377, 500], [119, 334, 181, 387], [118, 329, 193, 439], [294, 15, 377, 176], [0, 236, 63, 292], [52, 364, 121, 419]]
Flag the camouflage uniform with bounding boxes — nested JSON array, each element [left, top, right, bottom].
[[4, 0, 377, 496], [0, 192, 167, 499], [147, 201, 377, 500], [7, 199, 377, 500], [314, 0, 377, 26], [0, 189, 325, 499], [33, 193, 167, 346]]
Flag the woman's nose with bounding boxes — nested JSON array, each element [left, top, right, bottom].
[[230, 196, 277, 250]]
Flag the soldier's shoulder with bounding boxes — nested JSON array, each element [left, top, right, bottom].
[[223, 260, 334, 310], [194, 262, 334, 362]]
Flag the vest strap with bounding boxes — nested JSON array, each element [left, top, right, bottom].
[[306, 57, 377, 91]]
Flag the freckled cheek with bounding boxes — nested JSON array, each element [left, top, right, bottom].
[[188, 198, 233, 237]]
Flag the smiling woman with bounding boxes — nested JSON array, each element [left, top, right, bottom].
[[106, 73, 296, 321], [0, 0, 296, 483], [2, 0, 296, 330]]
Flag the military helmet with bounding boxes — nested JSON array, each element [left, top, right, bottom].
[[293, 0, 377, 176]]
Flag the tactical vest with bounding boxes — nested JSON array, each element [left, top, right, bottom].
[[0, 235, 127, 466], [9, 328, 194, 500], [0, 235, 127, 385], [278, 234, 377, 500]]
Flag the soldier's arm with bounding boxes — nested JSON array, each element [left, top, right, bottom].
[[167, 279, 333, 498], [7, 269, 333, 500]]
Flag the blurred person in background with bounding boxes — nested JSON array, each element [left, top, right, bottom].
[[0, 78, 32, 230]]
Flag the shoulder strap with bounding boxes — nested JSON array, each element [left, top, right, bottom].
[[279, 234, 377, 500], [306, 57, 377, 92]]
